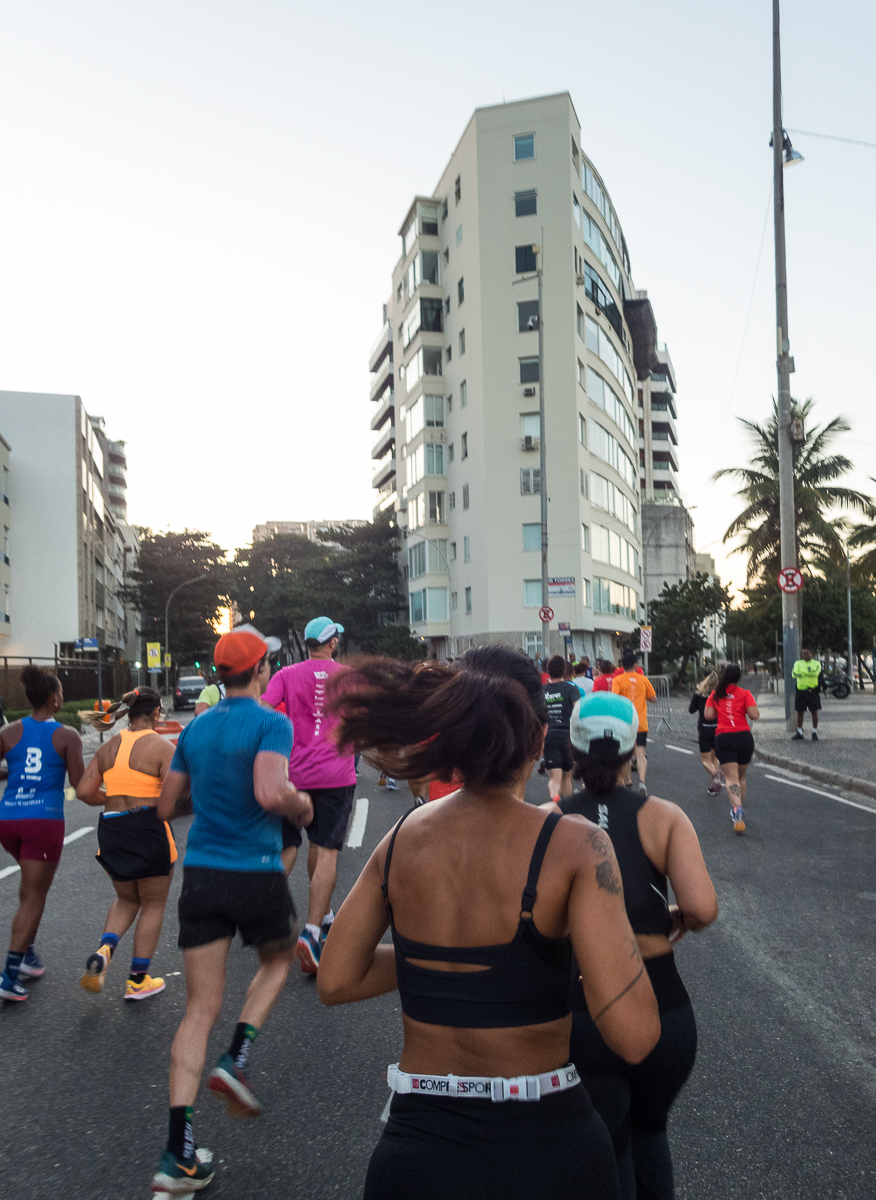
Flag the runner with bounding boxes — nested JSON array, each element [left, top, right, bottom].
[[319, 652, 659, 1199], [149, 630, 312, 1195], [705, 664, 760, 834], [612, 652, 656, 795], [688, 671, 723, 794], [0, 666, 84, 1001], [547, 692, 719, 1200], [193, 676, 224, 717], [592, 659, 616, 693], [791, 647, 822, 741], [263, 616, 357, 975], [573, 661, 594, 697], [76, 688, 177, 1001], [540, 655, 580, 801]]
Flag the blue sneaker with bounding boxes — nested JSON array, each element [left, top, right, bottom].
[[208, 1052, 263, 1118], [295, 927, 321, 975], [319, 919, 333, 950], [151, 1147, 214, 1193], [19, 947, 45, 979], [0, 972, 29, 1001]]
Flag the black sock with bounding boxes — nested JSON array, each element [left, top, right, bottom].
[[167, 1106, 194, 1161], [228, 1022, 259, 1069]]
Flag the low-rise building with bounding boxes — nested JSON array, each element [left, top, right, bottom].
[[252, 519, 368, 544]]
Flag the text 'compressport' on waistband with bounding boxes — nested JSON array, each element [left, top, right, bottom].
[[387, 1063, 580, 1103]]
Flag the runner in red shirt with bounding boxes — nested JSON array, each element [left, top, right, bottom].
[[705, 664, 759, 835], [591, 660, 617, 693]]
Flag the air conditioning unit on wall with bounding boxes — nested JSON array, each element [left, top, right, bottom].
[[523, 386, 536, 397]]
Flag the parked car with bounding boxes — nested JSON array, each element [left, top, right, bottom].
[[173, 676, 205, 711]]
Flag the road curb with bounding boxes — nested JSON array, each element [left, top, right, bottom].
[[753, 749, 876, 800]]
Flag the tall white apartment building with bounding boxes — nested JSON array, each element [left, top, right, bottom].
[[368, 93, 675, 661]]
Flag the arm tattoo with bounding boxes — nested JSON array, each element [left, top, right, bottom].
[[593, 965, 645, 1024], [628, 932, 643, 964], [584, 827, 611, 857], [595, 860, 622, 895]]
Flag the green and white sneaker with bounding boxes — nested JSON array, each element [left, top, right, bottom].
[[151, 1147, 214, 1193]]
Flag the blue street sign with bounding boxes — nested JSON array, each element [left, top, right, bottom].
[[74, 638, 99, 651]]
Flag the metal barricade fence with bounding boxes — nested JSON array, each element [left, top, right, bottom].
[[649, 675, 673, 734]]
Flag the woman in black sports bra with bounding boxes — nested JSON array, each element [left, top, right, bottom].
[[551, 691, 719, 1200], [319, 649, 660, 1200]]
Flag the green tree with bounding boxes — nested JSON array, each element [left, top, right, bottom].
[[636, 573, 731, 686], [847, 484, 876, 582], [124, 530, 229, 665], [715, 398, 871, 584]]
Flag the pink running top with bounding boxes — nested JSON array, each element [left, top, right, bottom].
[[263, 660, 356, 789]]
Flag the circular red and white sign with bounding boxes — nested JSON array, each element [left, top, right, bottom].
[[539, 606, 554, 623], [777, 567, 803, 593]]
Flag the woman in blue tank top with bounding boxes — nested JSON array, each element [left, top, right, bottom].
[[552, 693, 719, 1200], [0, 666, 85, 1000], [319, 648, 661, 1200]]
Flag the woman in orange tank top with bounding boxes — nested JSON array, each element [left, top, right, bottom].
[[76, 688, 182, 1001]]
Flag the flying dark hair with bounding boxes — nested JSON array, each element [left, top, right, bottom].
[[714, 663, 742, 700], [459, 644, 549, 725], [81, 687, 163, 730], [571, 742, 635, 797], [20, 665, 61, 710], [327, 654, 544, 788]]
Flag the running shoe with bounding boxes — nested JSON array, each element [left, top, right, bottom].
[[320, 919, 333, 949], [537, 760, 546, 775], [80, 944, 112, 993], [811, 731, 819, 741], [638, 781, 647, 796], [707, 780, 722, 795], [295, 928, 321, 975], [791, 731, 804, 741], [125, 974, 166, 1001], [378, 774, 387, 787], [151, 1147, 214, 1193], [18, 947, 45, 979], [731, 806, 746, 834], [208, 1052, 264, 1118], [0, 972, 28, 1001], [385, 778, 399, 790], [714, 769, 726, 787]]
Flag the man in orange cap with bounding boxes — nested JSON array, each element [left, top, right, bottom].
[[151, 630, 313, 1194]]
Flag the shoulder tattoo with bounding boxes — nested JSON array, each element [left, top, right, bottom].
[[595, 859, 622, 895]]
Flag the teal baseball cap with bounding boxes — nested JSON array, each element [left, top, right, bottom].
[[570, 692, 639, 755], [304, 616, 345, 644]]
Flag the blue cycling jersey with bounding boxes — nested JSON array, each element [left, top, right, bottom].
[[2, 716, 67, 821]]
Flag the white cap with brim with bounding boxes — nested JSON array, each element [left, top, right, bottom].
[[570, 693, 639, 755], [230, 623, 283, 655]]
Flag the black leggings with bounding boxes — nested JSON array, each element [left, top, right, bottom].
[[365, 1083, 620, 1199], [570, 953, 697, 1200]]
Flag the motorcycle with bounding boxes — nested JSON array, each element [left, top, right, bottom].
[[821, 670, 851, 700]]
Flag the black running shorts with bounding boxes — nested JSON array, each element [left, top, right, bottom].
[[698, 726, 717, 754], [96, 806, 177, 882], [794, 687, 821, 713], [714, 730, 755, 766], [281, 785, 356, 852], [543, 729, 573, 773], [635, 731, 648, 748], [177, 866, 296, 950]]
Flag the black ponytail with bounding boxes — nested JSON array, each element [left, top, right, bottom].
[[714, 663, 742, 701]]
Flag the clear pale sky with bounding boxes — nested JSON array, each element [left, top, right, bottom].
[[2, 1, 874, 598]]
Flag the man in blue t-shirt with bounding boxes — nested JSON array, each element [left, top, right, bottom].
[[150, 632, 313, 1194]]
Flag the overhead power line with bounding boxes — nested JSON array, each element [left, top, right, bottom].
[[786, 128, 876, 149]]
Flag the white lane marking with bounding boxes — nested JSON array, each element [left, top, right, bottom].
[[346, 798, 369, 849], [764, 775, 876, 814], [0, 864, 20, 880], [63, 827, 95, 844], [379, 1095, 392, 1123], [665, 745, 695, 755]]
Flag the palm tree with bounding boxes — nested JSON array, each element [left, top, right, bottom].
[[847, 485, 876, 582], [714, 398, 872, 584]]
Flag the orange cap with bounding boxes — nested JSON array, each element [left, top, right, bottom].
[[214, 631, 268, 675]]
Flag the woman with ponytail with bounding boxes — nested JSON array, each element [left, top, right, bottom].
[[0, 666, 85, 1001], [704, 663, 759, 835], [77, 688, 180, 1000], [318, 650, 660, 1200]]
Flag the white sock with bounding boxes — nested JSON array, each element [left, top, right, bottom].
[[305, 923, 321, 941], [322, 911, 334, 927]]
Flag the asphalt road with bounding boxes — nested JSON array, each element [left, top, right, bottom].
[[2, 727, 875, 1199]]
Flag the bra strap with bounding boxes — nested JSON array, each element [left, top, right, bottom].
[[380, 805, 418, 903], [520, 811, 562, 920]]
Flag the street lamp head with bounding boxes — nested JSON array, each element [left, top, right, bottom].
[[769, 130, 804, 167]]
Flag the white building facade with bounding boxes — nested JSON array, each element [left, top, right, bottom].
[[368, 93, 675, 662]]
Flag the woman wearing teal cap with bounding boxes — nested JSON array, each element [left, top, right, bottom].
[[547, 692, 719, 1200]]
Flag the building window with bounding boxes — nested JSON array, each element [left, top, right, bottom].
[[515, 189, 537, 217], [462, 483, 470, 509], [583, 578, 592, 608], [523, 523, 541, 552], [581, 524, 590, 553], [456, 224, 463, 246], [579, 413, 587, 446], [449, 492, 456, 510], [450, 541, 457, 561], [524, 579, 542, 606], [425, 444, 445, 475], [444, 296, 451, 316], [465, 586, 472, 614], [451, 591, 458, 610], [449, 443, 455, 463], [585, 365, 636, 450], [446, 345, 452, 364], [520, 468, 541, 495], [408, 541, 427, 581], [583, 315, 634, 405], [463, 535, 471, 563], [444, 248, 450, 265], [461, 433, 468, 459], [424, 394, 445, 426], [517, 299, 539, 332], [409, 589, 425, 624], [460, 380, 467, 407], [592, 524, 639, 578], [515, 244, 537, 274], [522, 630, 541, 658], [428, 587, 449, 621], [458, 328, 466, 356], [428, 491, 446, 523], [519, 357, 540, 384], [514, 134, 535, 161], [455, 175, 461, 204], [580, 468, 589, 498], [458, 277, 464, 305], [590, 421, 637, 490], [521, 413, 540, 439], [593, 577, 637, 619]]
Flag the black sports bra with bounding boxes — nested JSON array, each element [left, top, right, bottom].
[[381, 809, 573, 1029]]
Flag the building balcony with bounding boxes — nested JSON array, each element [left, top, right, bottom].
[[650, 460, 679, 492], [372, 424, 396, 461], [369, 322, 393, 373], [370, 390, 395, 432], [651, 415, 678, 446], [653, 442, 679, 471], [372, 453, 397, 490], [370, 356, 394, 402]]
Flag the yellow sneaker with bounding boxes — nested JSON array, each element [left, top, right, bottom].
[[124, 974, 166, 1001], [80, 945, 112, 993]]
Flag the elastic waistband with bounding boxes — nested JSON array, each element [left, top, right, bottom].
[[387, 1062, 580, 1103], [101, 805, 155, 819]]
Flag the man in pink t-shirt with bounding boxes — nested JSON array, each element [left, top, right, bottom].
[[263, 616, 356, 976]]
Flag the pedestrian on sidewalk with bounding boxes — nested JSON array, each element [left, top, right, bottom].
[[688, 671, 723, 794], [705, 664, 759, 835], [791, 648, 822, 741], [612, 652, 656, 795], [263, 616, 357, 975]]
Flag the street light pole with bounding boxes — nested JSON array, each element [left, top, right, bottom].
[[164, 574, 210, 694], [773, 0, 800, 728], [845, 545, 854, 689], [536, 241, 549, 661]]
